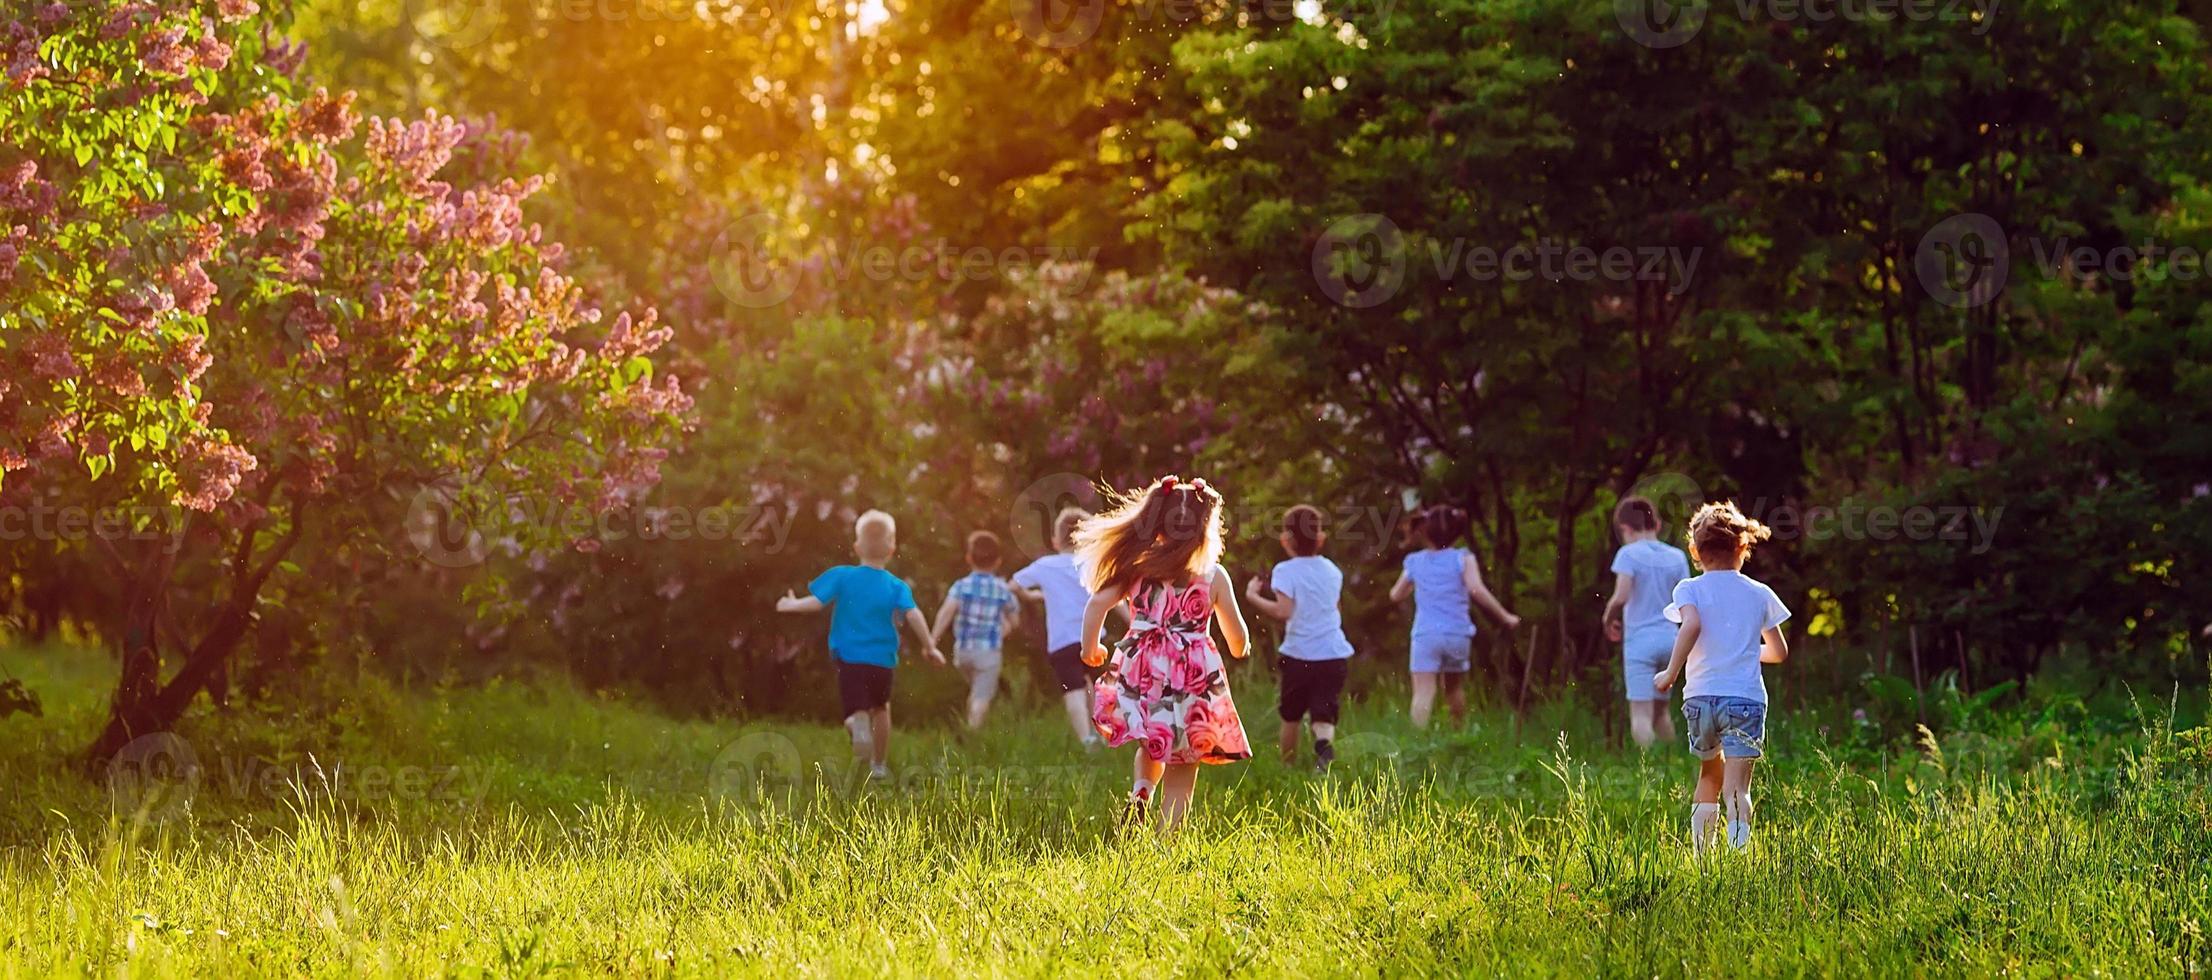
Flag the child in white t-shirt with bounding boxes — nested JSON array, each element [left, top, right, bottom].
[[1011, 507, 1113, 749], [1602, 496, 1693, 749], [1653, 501, 1791, 852], [1244, 504, 1356, 772]]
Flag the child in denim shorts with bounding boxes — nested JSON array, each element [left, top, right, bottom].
[[1653, 501, 1791, 853]]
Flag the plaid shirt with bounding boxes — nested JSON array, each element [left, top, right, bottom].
[[948, 572, 1018, 651]]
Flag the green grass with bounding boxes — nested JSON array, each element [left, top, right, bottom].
[[0, 646, 2207, 976]]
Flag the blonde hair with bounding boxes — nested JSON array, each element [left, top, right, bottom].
[[1074, 477, 1224, 595], [1686, 500, 1770, 564], [855, 509, 897, 562]]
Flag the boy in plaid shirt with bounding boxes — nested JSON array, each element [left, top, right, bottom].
[[933, 531, 1021, 730]]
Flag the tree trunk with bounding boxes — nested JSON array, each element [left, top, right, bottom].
[[83, 493, 306, 768]]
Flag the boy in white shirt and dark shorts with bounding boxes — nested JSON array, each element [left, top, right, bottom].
[[1245, 504, 1356, 772], [1012, 508, 1116, 749]]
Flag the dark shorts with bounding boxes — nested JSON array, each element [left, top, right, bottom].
[[1278, 656, 1350, 724], [836, 662, 894, 717], [1045, 643, 1097, 694]]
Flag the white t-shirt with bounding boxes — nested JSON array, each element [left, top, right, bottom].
[[1010, 552, 1090, 652], [1270, 555, 1355, 661], [1609, 538, 1691, 638], [1664, 569, 1790, 703]]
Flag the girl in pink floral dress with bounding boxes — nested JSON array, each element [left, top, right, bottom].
[[1073, 475, 1253, 831]]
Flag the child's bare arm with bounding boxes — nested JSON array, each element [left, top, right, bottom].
[[1759, 625, 1790, 664], [904, 607, 945, 665], [1242, 575, 1293, 622], [1001, 598, 1021, 631], [1080, 584, 1125, 666], [1389, 571, 1414, 603], [1211, 565, 1251, 660], [930, 595, 959, 643], [776, 590, 824, 614], [1653, 606, 1701, 692], [1601, 573, 1631, 639], [1463, 553, 1522, 630]]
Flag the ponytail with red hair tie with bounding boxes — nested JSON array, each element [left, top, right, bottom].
[[1159, 475, 1211, 494]]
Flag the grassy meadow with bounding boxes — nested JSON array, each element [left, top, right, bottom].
[[0, 646, 2207, 977]]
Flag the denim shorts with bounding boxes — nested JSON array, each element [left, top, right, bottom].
[[1410, 634, 1473, 673], [1681, 696, 1766, 760]]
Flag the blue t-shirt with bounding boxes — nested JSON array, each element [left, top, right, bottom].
[[1404, 547, 1474, 639], [1609, 539, 1692, 640], [808, 564, 917, 667]]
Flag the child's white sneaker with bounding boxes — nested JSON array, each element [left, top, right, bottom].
[[868, 764, 893, 783]]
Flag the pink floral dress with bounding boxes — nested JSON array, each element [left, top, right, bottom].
[[1091, 576, 1252, 764]]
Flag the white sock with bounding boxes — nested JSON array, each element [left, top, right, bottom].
[[1726, 793, 1753, 849], [1690, 803, 1720, 850], [845, 714, 873, 756]]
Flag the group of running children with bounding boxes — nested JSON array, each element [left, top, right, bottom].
[[776, 476, 1789, 849]]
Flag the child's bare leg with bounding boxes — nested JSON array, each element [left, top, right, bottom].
[[962, 665, 994, 730], [868, 706, 892, 772], [845, 712, 872, 760], [1410, 673, 1439, 729], [1062, 690, 1096, 745], [1652, 702, 1677, 744], [1722, 758, 1757, 849], [1278, 721, 1301, 762], [1158, 763, 1200, 831], [1690, 756, 1724, 850], [1442, 673, 1468, 726], [1128, 751, 1165, 816], [1629, 700, 1658, 748]]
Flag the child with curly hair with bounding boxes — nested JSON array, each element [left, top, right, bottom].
[[1654, 501, 1792, 852]]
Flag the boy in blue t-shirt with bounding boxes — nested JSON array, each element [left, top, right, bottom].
[[777, 509, 943, 780]]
